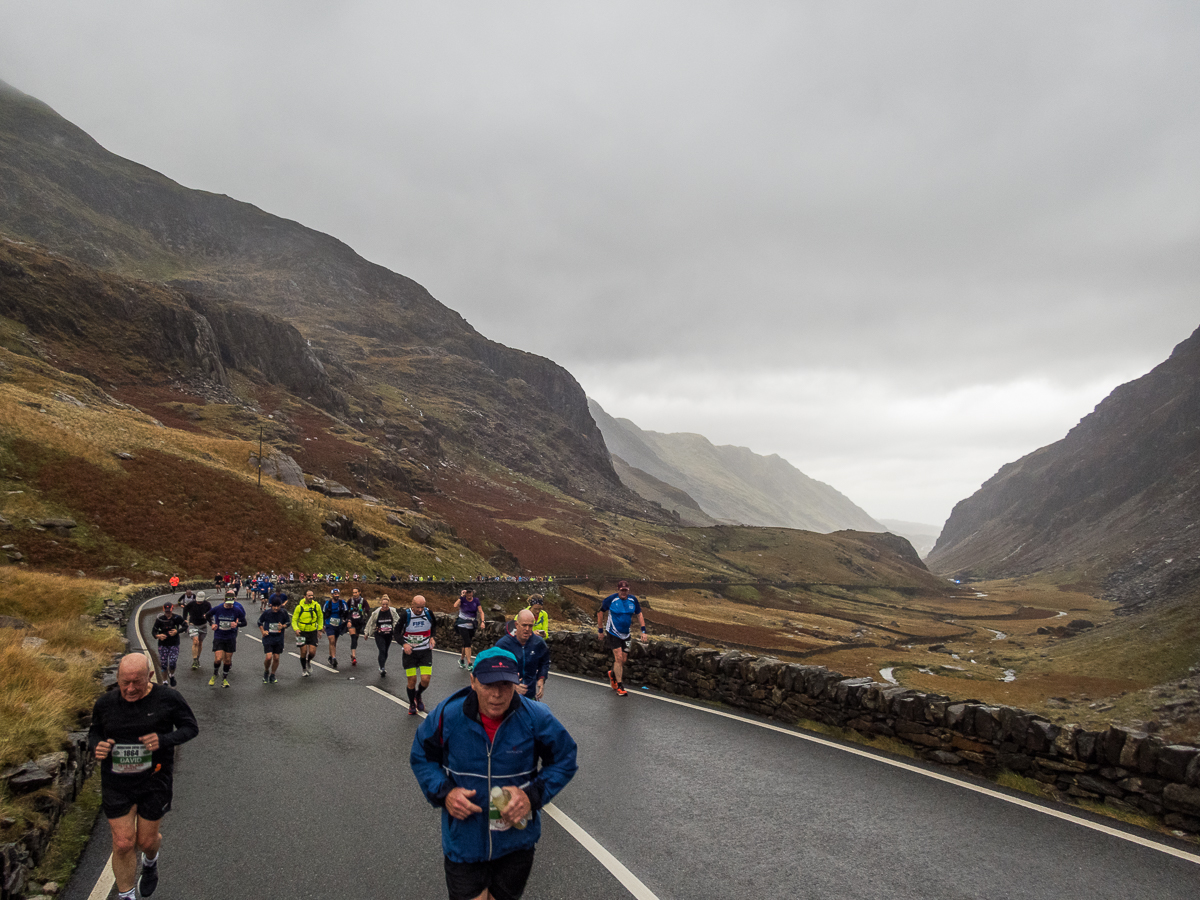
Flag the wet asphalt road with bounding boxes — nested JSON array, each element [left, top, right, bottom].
[[63, 597, 1200, 900]]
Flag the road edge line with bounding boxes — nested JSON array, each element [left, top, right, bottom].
[[548, 672, 1200, 866], [542, 803, 661, 900]]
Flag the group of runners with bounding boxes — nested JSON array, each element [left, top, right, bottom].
[[128, 579, 648, 899]]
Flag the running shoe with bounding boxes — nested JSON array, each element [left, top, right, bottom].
[[208, 675, 216, 686], [607, 669, 618, 691], [331, 658, 338, 669], [351, 657, 357, 666], [222, 678, 230, 688], [459, 659, 465, 669], [191, 661, 200, 670], [169, 675, 177, 687], [380, 668, 386, 677], [138, 862, 159, 898], [269, 674, 278, 684], [408, 702, 417, 716], [302, 670, 311, 678], [616, 683, 628, 696], [417, 697, 425, 712], [263, 673, 270, 684]]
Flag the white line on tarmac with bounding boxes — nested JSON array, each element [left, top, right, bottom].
[[364, 684, 661, 899], [547, 671, 1200, 867]]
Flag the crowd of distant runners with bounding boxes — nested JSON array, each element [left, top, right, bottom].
[[127, 577, 649, 899]]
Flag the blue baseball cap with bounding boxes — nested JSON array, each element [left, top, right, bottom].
[[472, 648, 519, 685]]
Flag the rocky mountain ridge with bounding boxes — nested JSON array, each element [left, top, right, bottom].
[[589, 397, 884, 533], [927, 323, 1200, 609], [0, 78, 649, 516]]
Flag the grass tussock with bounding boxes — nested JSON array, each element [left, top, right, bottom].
[[0, 632, 117, 771], [1073, 798, 1178, 837], [994, 770, 1054, 800], [794, 718, 918, 759], [0, 569, 116, 623]]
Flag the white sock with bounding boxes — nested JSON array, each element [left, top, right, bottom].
[[119, 889, 136, 900], [143, 852, 158, 866]]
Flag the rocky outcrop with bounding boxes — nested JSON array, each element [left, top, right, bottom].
[[928, 323, 1200, 606], [184, 295, 346, 412], [0, 238, 346, 415], [321, 514, 389, 558], [249, 450, 305, 487], [0, 736, 94, 900]]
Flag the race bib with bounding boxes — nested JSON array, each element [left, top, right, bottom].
[[328, 617, 341, 627], [379, 624, 392, 634], [219, 621, 233, 630], [111, 743, 152, 775], [268, 623, 283, 633]]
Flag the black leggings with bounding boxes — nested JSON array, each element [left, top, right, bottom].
[[375, 634, 392, 669], [349, 631, 360, 651]]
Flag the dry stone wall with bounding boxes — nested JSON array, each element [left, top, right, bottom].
[[441, 614, 1200, 836]]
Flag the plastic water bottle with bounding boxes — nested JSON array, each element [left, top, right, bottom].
[[490, 786, 528, 830]]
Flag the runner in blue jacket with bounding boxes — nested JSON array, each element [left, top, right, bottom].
[[411, 648, 578, 899], [494, 609, 551, 702]]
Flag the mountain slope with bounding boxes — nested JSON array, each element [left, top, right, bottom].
[[927, 323, 1200, 608], [0, 78, 653, 516], [589, 398, 884, 533], [610, 455, 720, 527]]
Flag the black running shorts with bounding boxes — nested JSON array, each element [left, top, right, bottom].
[[101, 770, 173, 821], [403, 647, 433, 672], [212, 637, 237, 654], [444, 847, 535, 900], [603, 632, 633, 653], [262, 636, 285, 654]]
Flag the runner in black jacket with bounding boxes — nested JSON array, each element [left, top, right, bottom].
[[89, 654, 198, 900]]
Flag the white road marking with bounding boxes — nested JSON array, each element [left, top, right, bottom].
[[86, 865, 115, 900], [542, 804, 661, 900], [364, 684, 661, 898], [548, 672, 1200, 866]]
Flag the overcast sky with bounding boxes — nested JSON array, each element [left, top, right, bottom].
[[3, 2, 1198, 527]]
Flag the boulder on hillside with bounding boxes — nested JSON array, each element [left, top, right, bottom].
[[250, 451, 305, 487], [306, 476, 353, 498], [35, 518, 76, 535]]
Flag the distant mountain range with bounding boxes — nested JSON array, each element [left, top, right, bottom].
[[589, 398, 885, 533], [877, 520, 941, 558], [927, 323, 1200, 609]]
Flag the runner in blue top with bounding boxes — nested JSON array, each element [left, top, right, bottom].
[[205, 591, 248, 687], [597, 580, 647, 697], [323, 588, 350, 669]]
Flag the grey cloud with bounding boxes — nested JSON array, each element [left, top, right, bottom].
[[2, 0, 1197, 523]]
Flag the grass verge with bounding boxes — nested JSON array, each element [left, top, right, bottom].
[[794, 718, 918, 758], [31, 769, 103, 888]]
